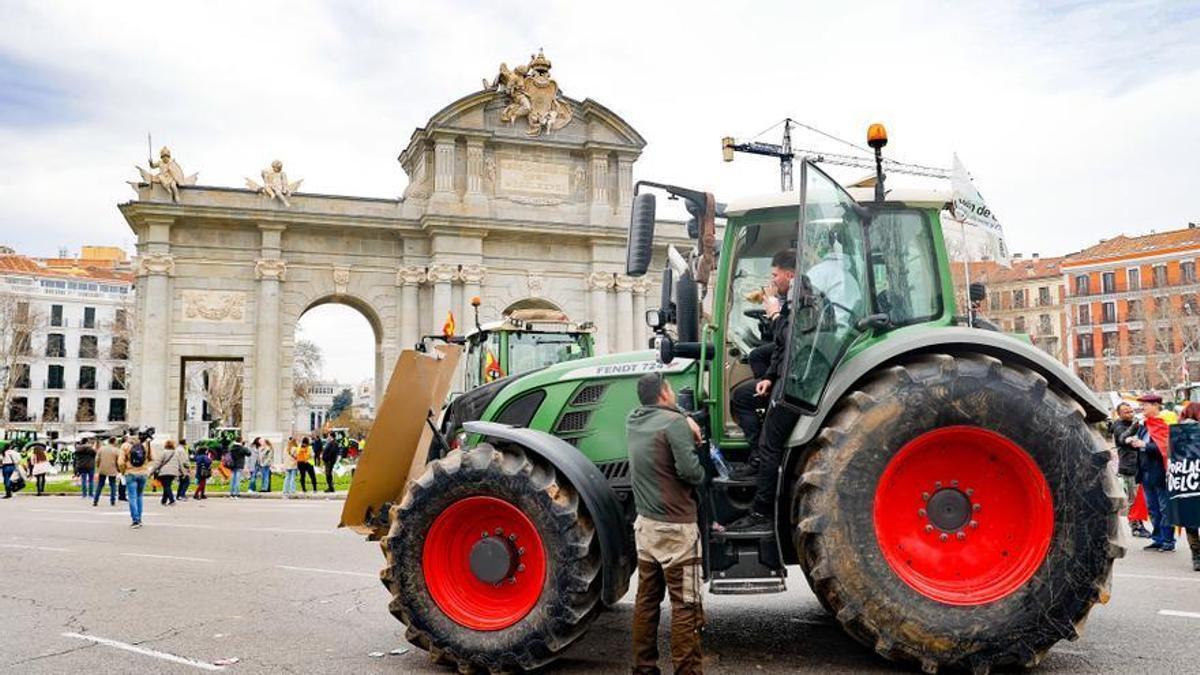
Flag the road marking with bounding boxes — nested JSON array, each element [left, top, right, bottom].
[[120, 552, 214, 563], [32, 517, 331, 535], [1159, 609, 1200, 619], [1116, 573, 1200, 584], [276, 565, 376, 578], [0, 543, 73, 552], [61, 632, 224, 671], [250, 527, 332, 535]]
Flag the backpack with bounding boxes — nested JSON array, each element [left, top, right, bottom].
[[129, 442, 147, 468], [197, 457, 213, 479], [297, 446, 311, 463]]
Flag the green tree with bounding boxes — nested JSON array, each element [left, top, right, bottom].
[[328, 387, 353, 420]]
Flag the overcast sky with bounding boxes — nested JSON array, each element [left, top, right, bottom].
[[3, 1, 1198, 381]]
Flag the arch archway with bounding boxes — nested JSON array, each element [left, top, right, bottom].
[[291, 295, 385, 437], [503, 297, 566, 317]]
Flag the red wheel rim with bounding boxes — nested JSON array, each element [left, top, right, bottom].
[[422, 496, 547, 630], [873, 426, 1053, 606]]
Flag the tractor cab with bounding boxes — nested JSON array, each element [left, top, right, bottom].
[[420, 304, 594, 393], [1, 429, 39, 451]]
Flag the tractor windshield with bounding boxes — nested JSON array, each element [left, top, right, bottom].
[[782, 162, 870, 408], [507, 331, 589, 374]]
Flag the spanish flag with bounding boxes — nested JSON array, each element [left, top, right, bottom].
[[442, 311, 456, 338], [484, 348, 505, 382]]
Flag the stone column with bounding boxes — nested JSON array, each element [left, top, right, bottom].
[[459, 264, 486, 330], [587, 271, 614, 354], [396, 266, 426, 350], [590, 152, 609, 203], [135, 217, 174, 436], [253, 224, 287, 441], [632, 277, 651, 350], [617, 155, 635, 212], [428, 264, 458, 334], [465, 140, 484, 195], [615, 275, 635, 353], [433, 137, 456, 197]]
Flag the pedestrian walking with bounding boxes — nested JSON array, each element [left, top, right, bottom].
[[193, 446, 213, 500], [282, 437, 299, 497], [93, 437, 121, 507], [321, 432, 340, 493], [30, 445, 52, 496], [151, 439, 186, 506], [1129, 394, 1174, 551], [120, 435, 153, 528], [1111, 403, 1151, 538], [74, 438, 97, 500], [2, 444, 24, 498], [297, 437, 318, 493], [256, 439, 274, 493], [175, 439, 192, 501], [626, 373, 706, 675], [227, 438, 251, 498]]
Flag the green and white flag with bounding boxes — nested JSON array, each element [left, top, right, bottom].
[[950, 154, 1009, 265]]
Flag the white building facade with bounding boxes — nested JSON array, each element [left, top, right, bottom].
[[1, 251, 135, 441]]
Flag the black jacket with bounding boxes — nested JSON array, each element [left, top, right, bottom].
[[228, 443, 252, 470], [74, 444, 97, 472], [763, 299, 792, 384], [1133, 423, 1167, 488], [321, 440, 340, 463], [1110, 418, 1138, 476]]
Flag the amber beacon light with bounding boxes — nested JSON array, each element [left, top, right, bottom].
[[867, 123, 888, 149]]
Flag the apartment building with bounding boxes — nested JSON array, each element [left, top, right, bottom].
[[951, 254, 1069, 364], [1062, 225, 1200, 393], [0, 247, 135, 440]]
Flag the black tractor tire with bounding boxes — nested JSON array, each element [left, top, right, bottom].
[[381, 442, 603, 673], [792, 353, 1124, 674]]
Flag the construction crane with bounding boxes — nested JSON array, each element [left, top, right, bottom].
[[722, 118, 950, 193]]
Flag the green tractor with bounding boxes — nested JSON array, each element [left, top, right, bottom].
[[419, 302, 595, 393], [344, 130, 1121, 673]]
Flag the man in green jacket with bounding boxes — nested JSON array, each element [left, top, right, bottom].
[[626, 372, 705, 675]]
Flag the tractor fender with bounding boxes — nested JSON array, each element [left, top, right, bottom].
[[786, 327, 1108, 450], [463, 421, 631, 606]]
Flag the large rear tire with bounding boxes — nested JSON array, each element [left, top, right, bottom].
[[793, 353, 1124, 673], [382, 443, 602, 673]]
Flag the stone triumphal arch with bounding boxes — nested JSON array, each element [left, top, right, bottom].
[[120, 52, 688, 442]]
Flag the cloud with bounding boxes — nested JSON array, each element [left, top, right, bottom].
[[0, 0, 1197, 262]]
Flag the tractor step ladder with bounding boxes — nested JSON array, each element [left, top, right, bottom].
[[704, 459, 787, 595]]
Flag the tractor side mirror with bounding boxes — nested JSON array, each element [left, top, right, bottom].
[[626, 192, 657, 277], [675, 271, 700, 343]]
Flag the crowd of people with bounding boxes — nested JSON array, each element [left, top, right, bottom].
[[1110, 394, 1200, 572], [1, 431, 362, 528]]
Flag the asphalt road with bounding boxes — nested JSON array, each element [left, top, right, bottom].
[[3, 496, 1199, 673]]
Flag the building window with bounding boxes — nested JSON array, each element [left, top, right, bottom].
[[79, 335, 98, 359], [114, 308, 127, 330], [1012, 289, 1026, 309], [16, 301, 29, 323], [1038, 286, 1051, 307], [11, 363, 31, 389], [76, 398, 96, 423], [1102, 271, 1116, 294], [110, 336, 129, 360], [1078, 304, 1091, 325], [1102, 331, 1118, 356], [1076, 334, 1094, 358], [79, 365, 96, 390], [1154, 298, 1172, 320], [50, 304, 63, 327], [1131, 364, 1148, 388], [42, 397, 59, 422], [1153, 264, 1168, 288], [1127, 268, 1140, 291], [1013, 316, 1026, 333], [1155, 330, 1173, 354], [1127, 299, 1141, 320], [1102, 301, 1117, 324], [1128, 329, 1144, 353], [1075, 275, 1090, 295], [47, 364, 65, 389], [8, 397, 29, 422], [988, 293, 1000, 311], [108, 398, 127, 422], [1039, 314, 1053, 334], [1077, 366, 1094, 388], [83, 306, 96, 329], [46, 333, 65, 358], [111, 367, 126, 390], [1185, 262, 1198, 285]]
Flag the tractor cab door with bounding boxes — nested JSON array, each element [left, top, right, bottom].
[[779, 161, 870, 410]]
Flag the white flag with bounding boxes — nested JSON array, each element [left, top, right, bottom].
[[951, 154, 1009, 265]]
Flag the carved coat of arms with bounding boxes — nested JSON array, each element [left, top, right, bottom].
[[484, 49, 573, 137]]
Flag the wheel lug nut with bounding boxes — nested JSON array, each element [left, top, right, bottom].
[[518, 547, 525, 556], [922, 492, 930, 501], [956, 531, 966, 540], [966, 488, 974, 496], [508, 533, 517, 542], [918, 508, 927, 517], [973, 504, 981, 512], [934, 481, 943, 489], [925, 525, 934, 533], [950, 480, 959, 487], [481, 532, 489, 538], [939, 533, 948, 542], [495, 527, 504, 535], [969, 520, 978, 529], [517, 564, 526, 573], [507, 577, 517, 585]]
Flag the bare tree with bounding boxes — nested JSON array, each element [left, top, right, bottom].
[[0, 287, 41, 423], [186, 361, 244, 427], [292, 339, 323, 404]]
